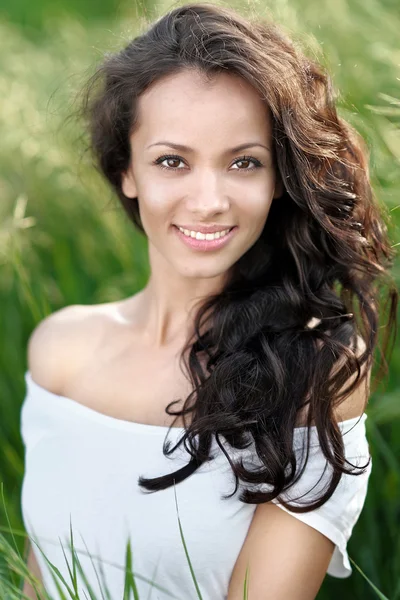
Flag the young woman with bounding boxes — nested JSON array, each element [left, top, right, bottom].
[[20, 3, 398, 599]]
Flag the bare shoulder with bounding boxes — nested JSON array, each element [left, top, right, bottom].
[[27, 303, 114, 394]]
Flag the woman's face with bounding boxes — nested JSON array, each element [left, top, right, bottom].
[[122, 68, 283, 280]]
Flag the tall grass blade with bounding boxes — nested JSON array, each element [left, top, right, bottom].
[[122, 538, 139, 600], [349, 557, 390, 600], [172, 480, 203, 600]]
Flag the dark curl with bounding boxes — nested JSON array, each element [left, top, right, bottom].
[[78, 2, 398, 510]]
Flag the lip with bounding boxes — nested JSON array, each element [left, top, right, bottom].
[[173, 225, 238, 252]]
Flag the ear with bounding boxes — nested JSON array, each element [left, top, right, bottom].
[[121, 165, 138, 199]]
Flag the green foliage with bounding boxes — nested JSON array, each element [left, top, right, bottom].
[[0, 0, 399, 598]]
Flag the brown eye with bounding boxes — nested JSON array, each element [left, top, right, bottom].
[[165, 158, 181, 168], [236, 159, 251, 169], [154, 154, 186, 171], [231, 156, 263, 171]]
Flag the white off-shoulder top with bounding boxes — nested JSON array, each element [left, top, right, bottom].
[[20, 370, 372, 600]]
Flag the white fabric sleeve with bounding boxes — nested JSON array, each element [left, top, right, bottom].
[[269, 413, 372, 578]]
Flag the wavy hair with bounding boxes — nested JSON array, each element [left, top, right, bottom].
[[78, 2, 398, 510]]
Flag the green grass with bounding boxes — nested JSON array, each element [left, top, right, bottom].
[[0, 0, 399, 598]]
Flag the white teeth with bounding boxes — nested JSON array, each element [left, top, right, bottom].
[[178, 227, 231, 240]]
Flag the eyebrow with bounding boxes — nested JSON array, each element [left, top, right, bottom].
[[146, 141, 271, 153]]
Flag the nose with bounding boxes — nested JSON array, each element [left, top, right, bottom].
[[184, 169, 230, 217]]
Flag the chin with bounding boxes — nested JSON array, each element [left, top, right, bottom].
[[173, 261, 233, 280]]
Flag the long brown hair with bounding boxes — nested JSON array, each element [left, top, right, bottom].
[[78, 2, 398, 510]]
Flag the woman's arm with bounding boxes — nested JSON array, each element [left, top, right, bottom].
[[227, 501, 335, 600], [22, 540, 45, 600]]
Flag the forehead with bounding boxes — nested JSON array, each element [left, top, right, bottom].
[[133, 68, 272, 145]]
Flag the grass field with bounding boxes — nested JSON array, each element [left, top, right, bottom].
[[0, 0, 399, 598]]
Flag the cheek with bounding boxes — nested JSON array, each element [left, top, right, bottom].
[[239, 190, 274, 226], [137, 183, 175, 222]]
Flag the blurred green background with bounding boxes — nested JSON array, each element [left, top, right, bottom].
[[0, 0, 399, 598]]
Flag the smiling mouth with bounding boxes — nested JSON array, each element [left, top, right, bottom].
[[174, 225, 235, 239], [172, 224, 238, 251]]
